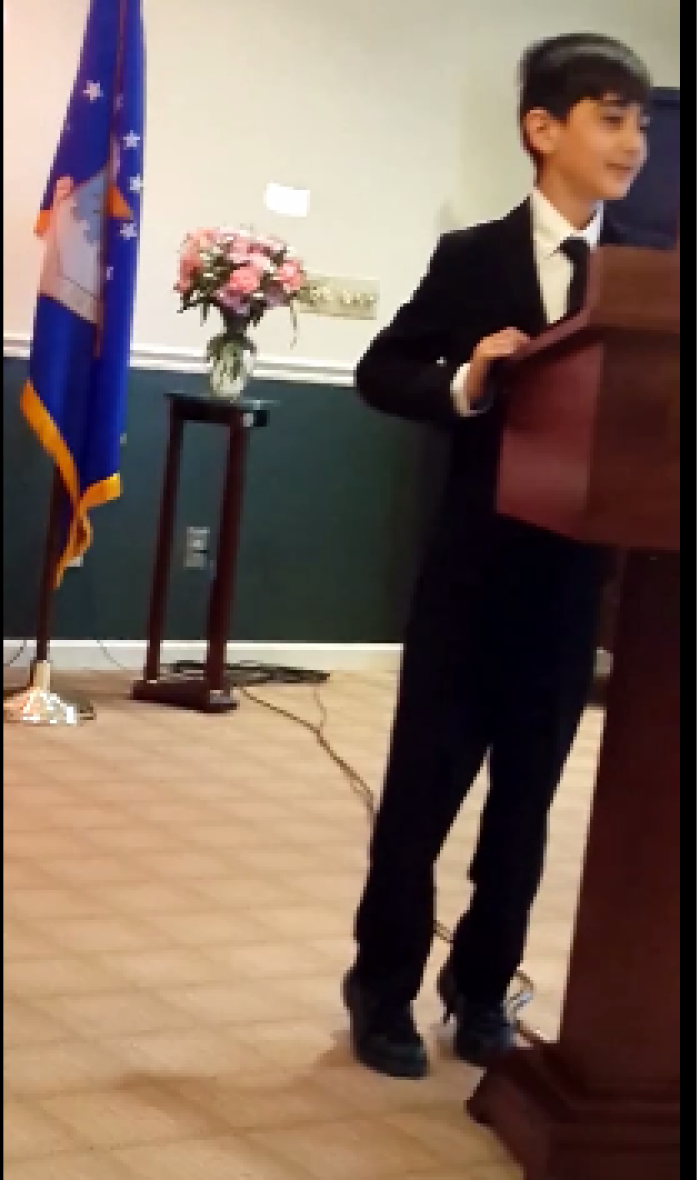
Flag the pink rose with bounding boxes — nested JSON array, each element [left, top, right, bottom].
[[179, 253, 199, 280], [247, 251, 274, 274], [193, 228, 217, 251], [277, 260, 303, 293], [174, 277, 193, 294], [224, 239, 256, 266], [228, 232, 254, 256], [226, 264, 262, 296], [178, 239, 203, 282]]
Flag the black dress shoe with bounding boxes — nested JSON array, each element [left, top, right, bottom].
[[437, 962, 515, 1068], [342, 970, 429, 1079]]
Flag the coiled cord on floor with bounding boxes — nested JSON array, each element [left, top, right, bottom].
[[169, 659, 329, 688]]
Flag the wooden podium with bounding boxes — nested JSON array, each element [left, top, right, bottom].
[[468, 245, 680, 1180]]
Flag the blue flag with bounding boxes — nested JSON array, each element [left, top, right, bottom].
[[22, 0, 144, 585]]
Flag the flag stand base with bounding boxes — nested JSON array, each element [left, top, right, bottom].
[[4, 660, 88, 726], [5, 470, 95, 727]]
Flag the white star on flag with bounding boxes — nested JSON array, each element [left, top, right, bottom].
[[129, 175, 143, 193], [123, 131, 140, 149], [120, 222, 137, 240], [83, 80, 103, 101]]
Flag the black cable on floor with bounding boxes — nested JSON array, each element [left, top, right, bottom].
[[242, 682, 459, 935], [3, 641, 27, 668], [95, 639, 132, 673]]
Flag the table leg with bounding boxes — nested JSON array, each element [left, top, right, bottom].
[[143, 407, 184, 681], [204, 418, 247, 693]]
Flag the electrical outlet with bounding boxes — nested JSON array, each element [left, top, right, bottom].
[[298, 275, 379, 320], [184, 526, 210, 570]]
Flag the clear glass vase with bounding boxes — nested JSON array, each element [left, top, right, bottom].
[[208, 336, 257, 399]]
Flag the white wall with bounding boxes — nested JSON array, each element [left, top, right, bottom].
[[3, 0, 679, 367]]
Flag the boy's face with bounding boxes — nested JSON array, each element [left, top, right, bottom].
[[526, 93, 648, 203]]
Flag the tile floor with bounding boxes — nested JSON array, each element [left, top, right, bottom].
[[3, 670, 603, 1178]]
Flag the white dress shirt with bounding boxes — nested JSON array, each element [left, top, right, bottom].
[[452, 188, 603, 415]]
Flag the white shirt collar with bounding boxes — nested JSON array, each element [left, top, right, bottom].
[[531, 188, 603, 258]]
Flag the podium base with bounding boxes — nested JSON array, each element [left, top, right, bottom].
[[468, 1047, 679, 1180]]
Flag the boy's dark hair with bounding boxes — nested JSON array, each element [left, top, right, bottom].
[[518, 33, 652, 155]]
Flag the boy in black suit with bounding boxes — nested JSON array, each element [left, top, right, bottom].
[[344, 33, 652, 1078]]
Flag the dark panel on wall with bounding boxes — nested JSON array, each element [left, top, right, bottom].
[[3, 358, 449, 643], [612, 87, 680, 249]]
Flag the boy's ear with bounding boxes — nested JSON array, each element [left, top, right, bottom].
[[522, 108, 560, 160]]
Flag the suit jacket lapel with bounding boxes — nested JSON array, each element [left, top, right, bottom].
[[495, 199, 548, 336]]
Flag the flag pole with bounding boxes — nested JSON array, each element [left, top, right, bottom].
[[34, 467, 62, 667], [4, 470, 87, 725]]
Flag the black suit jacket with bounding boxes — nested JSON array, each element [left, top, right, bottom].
[[356, 199, 625, 522]]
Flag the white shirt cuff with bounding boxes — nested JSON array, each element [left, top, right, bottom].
[[450, 362, 492, 417]]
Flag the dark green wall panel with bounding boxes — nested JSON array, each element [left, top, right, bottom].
[[3, 357, 448, 643]]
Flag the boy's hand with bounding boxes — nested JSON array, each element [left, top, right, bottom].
[[462, 328, 530, 408]]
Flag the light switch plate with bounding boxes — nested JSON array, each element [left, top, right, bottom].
[[184, 526, 210, 570], [298, 275, 379, 320]]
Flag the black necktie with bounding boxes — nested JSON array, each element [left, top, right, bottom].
[[560, 237, 590, 317]]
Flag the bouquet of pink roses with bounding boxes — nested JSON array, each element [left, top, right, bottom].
[[175, 227, 306, 393]]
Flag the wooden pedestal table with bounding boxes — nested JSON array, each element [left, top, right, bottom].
[[132, 391, 269, 713]]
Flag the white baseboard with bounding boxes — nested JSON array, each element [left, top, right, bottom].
[[3, 333, 354, 387], [3, 639, 402, 675]]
